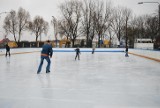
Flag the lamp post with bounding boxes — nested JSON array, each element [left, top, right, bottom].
[[138, 2, 160, 38], [51, 16, 58, 47]]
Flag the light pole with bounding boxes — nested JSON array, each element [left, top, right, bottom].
[[51, 16, 58, 47], [138, 2, 160, 38]]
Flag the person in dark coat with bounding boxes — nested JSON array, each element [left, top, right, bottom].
[[75, 47, 80, 60], [125, 46, 129, 57], [5, 43, 10, 57], [37, 40, 53, 74]]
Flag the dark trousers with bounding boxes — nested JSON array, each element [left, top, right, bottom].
[[37, 56, 51, 73], [75, 53, 80, 60], [92, 50, 95, 54], [125, 52, 129, 57], [6, 51, 10, 57]]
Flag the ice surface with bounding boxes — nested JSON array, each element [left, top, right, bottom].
[[0, 48, 160, 108]]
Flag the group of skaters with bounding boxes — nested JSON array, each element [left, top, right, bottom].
[[3, 40, 128, 74], [37, 40, 129, 74], [36, 40, 97, 74], [74, 45, 95, 60]]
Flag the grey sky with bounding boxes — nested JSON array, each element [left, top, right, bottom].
[[0, 0, 159, 41]]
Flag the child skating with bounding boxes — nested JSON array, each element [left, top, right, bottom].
[[75, 47, 80, 60]]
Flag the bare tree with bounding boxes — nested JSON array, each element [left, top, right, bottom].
[[128, 15, 157, 45], [51, 16, 60, 47], [28, 16, 48, 42], [3, 10, 18, 42], [93, 0, 113, 48], [111, 6, 125, 42], [81, 0, 95, 47], [127, 16, 139, 47], [57, 19, 71, 47], [129, 14, 158, 45], [59, 0, 82, 47], [17, 7, 30, 42], [135, 15, 147, 39], [107, 26, 115, 48], [122, 7, 132, 48], [140, 17, 146, 39], [58, 20, 70, 40], [145, 15, 159, 41]]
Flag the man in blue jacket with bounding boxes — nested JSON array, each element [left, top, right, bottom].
[[37, 40, 53, 74]]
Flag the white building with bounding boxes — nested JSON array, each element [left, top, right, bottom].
[[134, 38, 154, 50]]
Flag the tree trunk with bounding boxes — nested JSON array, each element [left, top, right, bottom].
[[18, 31, 21, 43], [125, 19, 128, 49], [13, 34, 17, 43], [72, 39, 75, 47]]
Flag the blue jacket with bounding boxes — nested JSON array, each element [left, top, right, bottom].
[[75, 48, 80, 54], [41, 44, 53, 57]]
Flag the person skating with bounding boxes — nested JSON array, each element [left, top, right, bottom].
[[37, 40, 53, 74], [5, 43, 10, 57], [75, 47, 80, 60], [92, 46, 95, 54]]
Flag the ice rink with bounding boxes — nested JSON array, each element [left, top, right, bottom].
[[0, 48, 160, 108]]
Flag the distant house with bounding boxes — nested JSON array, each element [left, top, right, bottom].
[[134, 38, 153, 50], [0, 38, 10, 48], [0, 38, 18, 48], [8, 41, 18, 48]]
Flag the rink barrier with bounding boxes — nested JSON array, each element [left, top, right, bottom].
[[0, 51, 40, 56], [129, 52, 160, 62], [0, 49, 124, 56], [1, 48, 160, 62], [52, 50, 124, 52]]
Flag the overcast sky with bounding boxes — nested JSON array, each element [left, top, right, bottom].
[[0, 0, 159, 41]]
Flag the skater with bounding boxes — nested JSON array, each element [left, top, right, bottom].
[[92, 46, 95, 54], [5, 43, 10, 57], [75, 47, 80, 60], [37, 40, 53, 74], [125, 46, 129, 57]]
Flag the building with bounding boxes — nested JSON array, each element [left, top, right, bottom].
[[134, 38, 153, 50]]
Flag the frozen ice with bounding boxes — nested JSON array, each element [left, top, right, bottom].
[[0, 48, 160, 108]]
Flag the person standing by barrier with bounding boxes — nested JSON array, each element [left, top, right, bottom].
[[92, 46, 95, 54], [125, 46, 129, 57], [75, 47, 80, 60], [5, 43, 10, 57], [37, 40, 53, 74]]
